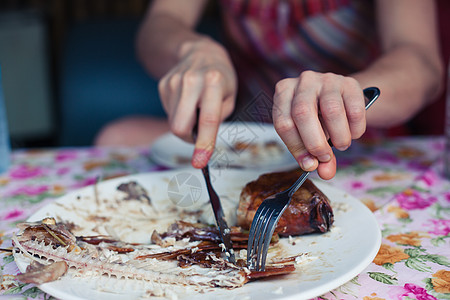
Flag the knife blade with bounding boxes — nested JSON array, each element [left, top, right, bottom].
[[192, 111, 236, 263], [200, 165, 236, 263]]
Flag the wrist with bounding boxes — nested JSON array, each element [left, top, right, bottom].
[[177, 36, 225, 59]]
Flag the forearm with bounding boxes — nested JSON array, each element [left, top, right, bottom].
[[136, 0, 211, 79], [353, 0, 444, 129], [353, 44, 444, 128]]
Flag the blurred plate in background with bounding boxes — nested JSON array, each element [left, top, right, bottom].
[[150, 122, 297, 171]]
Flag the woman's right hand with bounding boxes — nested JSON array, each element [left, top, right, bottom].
[[158, 38, 237, 169]]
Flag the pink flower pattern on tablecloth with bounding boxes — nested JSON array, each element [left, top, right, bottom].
[[9, 165, 45, 179], [389, 283, 438, 300], [71, 177, 99, 189], [1, 208, 25, 221], [350, 181, 364, 189], [445, 192, 450, 203], [55, 150, 78, 162], [425, 219, 450, 236], [8, 185, 49, 197], [417, 170, 440, 187], [396, 189, 438, 210], [56, 167, 71, 175]]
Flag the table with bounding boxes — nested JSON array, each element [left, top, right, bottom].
[[0, 136, 449, 299]]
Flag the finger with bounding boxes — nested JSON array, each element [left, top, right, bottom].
[[220, 95, 235, 121], [291, 80, 332, 164], [159, 71, 184, 132], [157, 73, 175, 115], [318, 85, 351, 151], [316, 154, 337, 180], [342, 79, 366, 140], [170, 71, 204, 142], [191, 71, 224, 169], [273, 78, 319, 171]]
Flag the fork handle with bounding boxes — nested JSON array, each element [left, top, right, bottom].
[[287, 87, 380, 197], [328, 87, 379, 149], [287, 171, 310, 197]]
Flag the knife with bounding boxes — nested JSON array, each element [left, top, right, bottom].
[[193, 112, 236, 263], [200, 165, 236, 263]]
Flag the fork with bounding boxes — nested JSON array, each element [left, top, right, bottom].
[[247, 87, 380, 271]]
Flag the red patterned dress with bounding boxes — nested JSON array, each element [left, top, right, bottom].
[[219, 0, 379, 123]]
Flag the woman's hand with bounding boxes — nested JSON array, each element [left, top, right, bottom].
[[158, 38, 237, 169], [273, 71, 367, 180]]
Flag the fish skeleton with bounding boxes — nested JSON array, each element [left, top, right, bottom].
[[13, 219, 295, 295]]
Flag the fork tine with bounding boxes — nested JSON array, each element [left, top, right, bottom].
[[260, 211, 282, 271], [255, 209, 275, 270], [248, 206, 267, 248], [250, 208, 271, 266], [247, 205, 268, 264]]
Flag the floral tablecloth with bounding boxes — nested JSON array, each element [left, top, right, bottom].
[[0, 137, 449, 300]]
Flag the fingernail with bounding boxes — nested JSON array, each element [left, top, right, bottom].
[[191, 148, 212, 168], [318, 154, 331, 162], [336, 144, 349, 151], [300, 154, 315, 170]]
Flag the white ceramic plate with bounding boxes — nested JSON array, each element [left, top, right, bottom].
[[14, 169, 381, 300], [150, 122, 297, 171]]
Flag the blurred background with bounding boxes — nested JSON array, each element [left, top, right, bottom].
[[0, 0, 448, 148], [0, 0, 167, 148]]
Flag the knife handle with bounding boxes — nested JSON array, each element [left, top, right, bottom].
[[192, 108, 200, 142]]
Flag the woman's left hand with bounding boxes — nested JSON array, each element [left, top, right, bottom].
[[273, 70, 367, 180]]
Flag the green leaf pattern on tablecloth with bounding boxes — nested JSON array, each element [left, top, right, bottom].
[[422, 254, 450, 267], [3, 254, 14, 264], [366, 186, 406, 198], [382, 262, 395, 272], [368, 272, 398, 285], [405, 256, 433, 273], [430, 234, 450, 247]]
